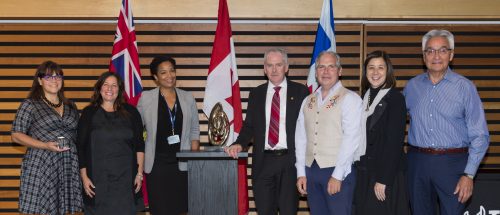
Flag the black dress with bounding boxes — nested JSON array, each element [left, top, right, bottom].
[[147, 93, 187, 215], [354, 88, 410, 215], [77, 105, 145, 215]]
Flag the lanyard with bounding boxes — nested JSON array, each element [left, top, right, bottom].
[[167, 103, 177, 135]]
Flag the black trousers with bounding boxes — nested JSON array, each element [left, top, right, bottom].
[[253, 154, 299, 215]]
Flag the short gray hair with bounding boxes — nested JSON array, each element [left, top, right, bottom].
[[315, 51, 342, 69], [422, 29, 455, 51], [264, 48, 288, 65]]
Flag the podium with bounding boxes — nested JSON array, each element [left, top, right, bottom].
[[177, 149, 248, 215]]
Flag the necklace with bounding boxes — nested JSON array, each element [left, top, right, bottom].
[[42, 94, 62, 108], [365, 91, 370, 112]]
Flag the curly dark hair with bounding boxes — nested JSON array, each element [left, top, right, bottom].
[[149, 55, 176, 80]]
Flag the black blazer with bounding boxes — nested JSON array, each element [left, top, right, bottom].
[[360, 88, 407, 186], [235, 80, 309, 179]]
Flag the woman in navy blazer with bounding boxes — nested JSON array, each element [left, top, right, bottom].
[[137, 56, 200, 215], [354, 50, 409, 215]]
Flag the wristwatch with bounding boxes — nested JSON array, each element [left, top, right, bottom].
[[463, 173, 474, 179]]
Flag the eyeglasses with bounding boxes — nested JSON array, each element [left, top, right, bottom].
[[424, 48, 452, 56], [41, 74, 63, 81], [317, 64, 338, 71]]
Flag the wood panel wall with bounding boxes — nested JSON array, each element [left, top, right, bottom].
[[0, 22, 498, 214], [2, 0, 500, 19], [364, 25, 500, 170]]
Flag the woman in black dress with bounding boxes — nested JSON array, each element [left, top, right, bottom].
[[354, 50, 409, 215], [11, 61, 83, 214], [77, 72, 145, 214], [137, 56, 200, 215]]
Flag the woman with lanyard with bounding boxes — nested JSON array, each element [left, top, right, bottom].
[[137, 55, 200, 215]]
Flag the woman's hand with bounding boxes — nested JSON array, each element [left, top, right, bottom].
[[81, 175, 96, 198], [374, 182, 386, 201], [45, 141, 70, 152], [11, 132, 69, 152], [134, 173, 143, 193]]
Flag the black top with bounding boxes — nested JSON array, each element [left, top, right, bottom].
[[77, 103, 145, 170], [155, 92, 183, 162], [76, 103, 145, 206], [368, 86, 381, 106], [91, 109, 134, 162]]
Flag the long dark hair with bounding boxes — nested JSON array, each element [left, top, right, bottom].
[[360, 50, 396, 95], [28, 61, 73, 108], [89, 72, 129, 116]]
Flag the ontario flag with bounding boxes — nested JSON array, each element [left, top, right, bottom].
[[202, 0, 248, 214], [307, 0, 336, 92], [109, 0, 142, 106]]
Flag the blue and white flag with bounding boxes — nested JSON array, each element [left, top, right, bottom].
[[307, 0, 336, 92]]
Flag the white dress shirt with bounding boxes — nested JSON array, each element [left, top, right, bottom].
[[265, 78, 288, 150], [295, 81, 363, 180]]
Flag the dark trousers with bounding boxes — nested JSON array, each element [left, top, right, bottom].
[[306, 161, 356, 215], [407, 150, 468, 215], [253, 154, 299, 215], [146, 160, 188, 215], [354, 168, 410, 215]]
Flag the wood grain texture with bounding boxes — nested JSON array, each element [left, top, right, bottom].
[[187, 159, 238, 215], [1, 0, 500, 18], [0, 22, 498, 214]]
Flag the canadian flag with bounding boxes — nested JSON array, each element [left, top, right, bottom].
[[202, 0, 248, 214]]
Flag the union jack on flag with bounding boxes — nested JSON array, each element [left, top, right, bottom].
[[109, 0, 142, 106]]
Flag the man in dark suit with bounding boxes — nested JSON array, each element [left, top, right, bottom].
[[225, 48, 309, 215]]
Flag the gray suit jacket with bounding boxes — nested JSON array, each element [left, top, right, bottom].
[[137, 87, 200, 173]]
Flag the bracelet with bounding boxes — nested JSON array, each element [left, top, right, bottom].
[[136, 174, 143, 180]]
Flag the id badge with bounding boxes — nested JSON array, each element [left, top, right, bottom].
[[167, 135, 180, 144]]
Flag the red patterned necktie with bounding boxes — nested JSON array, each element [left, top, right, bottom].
[[268, 86, 281, 148]]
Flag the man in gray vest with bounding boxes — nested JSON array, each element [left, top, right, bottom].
[[295, 50, 363, 215]]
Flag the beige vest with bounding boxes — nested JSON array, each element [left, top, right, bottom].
[[304, 86, 348, 168]]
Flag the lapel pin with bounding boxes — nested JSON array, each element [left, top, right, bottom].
[[291, 97, 294, 100], [379, 104, 383, 106]]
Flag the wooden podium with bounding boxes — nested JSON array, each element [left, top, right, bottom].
[[177, 149, 248, 215]]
